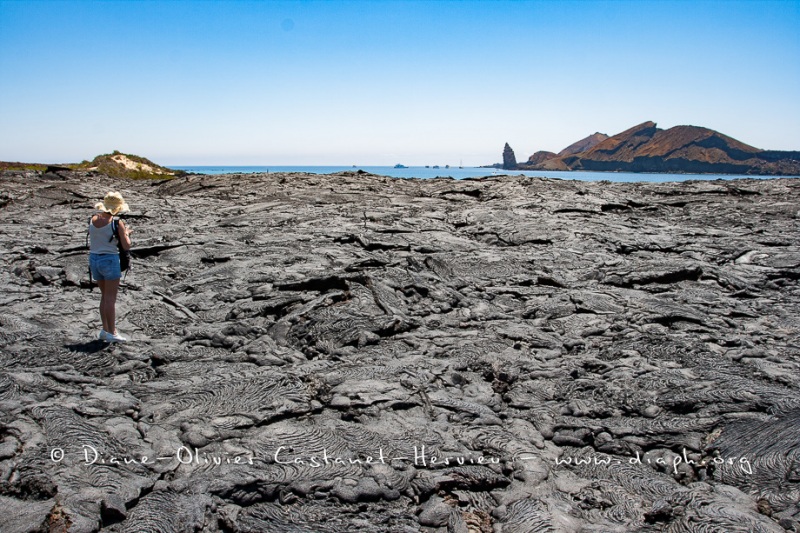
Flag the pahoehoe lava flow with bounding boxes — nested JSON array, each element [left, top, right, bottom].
[[1, 168, 799, 532]]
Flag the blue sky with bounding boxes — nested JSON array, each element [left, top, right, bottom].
[[1, 0, 798, 166]]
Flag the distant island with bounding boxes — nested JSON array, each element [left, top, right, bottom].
[[494, 121, 800, 175], [5, 123, 800, 180]]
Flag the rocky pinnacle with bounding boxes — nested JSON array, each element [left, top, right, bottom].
[[502, 142, 517, 170]]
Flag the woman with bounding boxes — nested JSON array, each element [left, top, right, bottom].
[[89, 192, 132, 343]]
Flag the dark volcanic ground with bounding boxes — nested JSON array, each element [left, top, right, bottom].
[[1, 169, 799, 532]]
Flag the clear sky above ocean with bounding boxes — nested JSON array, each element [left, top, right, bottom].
[[1, 0, 798, 166]]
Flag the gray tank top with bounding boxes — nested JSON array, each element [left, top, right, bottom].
[[89, 219, 119, 255]]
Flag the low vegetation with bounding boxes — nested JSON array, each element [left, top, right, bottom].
[[0, 161, 49, 172]]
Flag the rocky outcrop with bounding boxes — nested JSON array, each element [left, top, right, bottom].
[[75, 151, 186, 180], [502, 142, 517, 170], [519, 122, 800, 175], [526, 150, 558, 166], [557, 131, 610, 156], [1, 169, 799, 531], [2, 152, 187, 180]]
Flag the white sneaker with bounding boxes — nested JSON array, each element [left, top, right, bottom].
[[98, 329, 112, 342], [108, 331, 127, 343]]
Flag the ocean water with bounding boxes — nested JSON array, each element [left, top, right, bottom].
[[173, 165, 797, 183]]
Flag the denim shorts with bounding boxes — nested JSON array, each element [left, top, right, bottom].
[[90, 253, 121, 281]]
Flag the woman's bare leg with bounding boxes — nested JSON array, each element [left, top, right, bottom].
[[97, 280, 109, 332], [98, 279, 119, 334], [104, 279, 119, 334]]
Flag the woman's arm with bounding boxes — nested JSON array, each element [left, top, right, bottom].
[[118, 220, 132, 250]]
